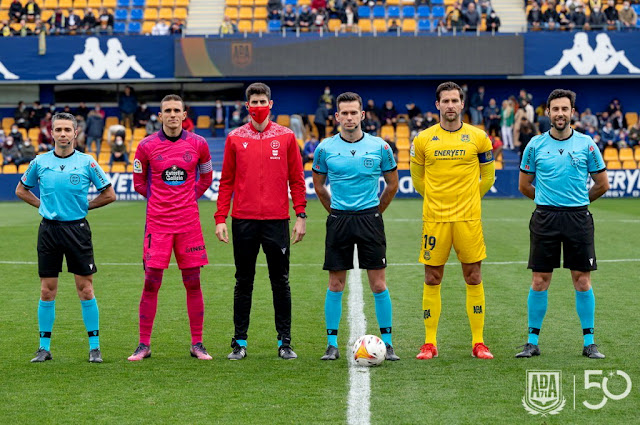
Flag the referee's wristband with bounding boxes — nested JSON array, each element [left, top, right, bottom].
[[296, 212, 307, 219]]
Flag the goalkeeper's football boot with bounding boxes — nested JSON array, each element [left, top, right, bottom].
[[472, 342, 494, 359], [89, 348, 103, 363], [31, 348, 53, 363], [515, 343, 540, 358], [127, 343, 151, 361], [278, 341, 298, 360], [227, 338, 247, 360], [320, 345, 340, 360], [416, 343, 438, 360], [385, 344, 400, 361], [190, 342, 213, 360], [582, 344, 605, 359]]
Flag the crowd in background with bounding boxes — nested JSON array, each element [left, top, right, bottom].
[[527, 0, 638, 31]]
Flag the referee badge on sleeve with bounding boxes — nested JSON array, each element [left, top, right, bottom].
[[133, 159, 143, 173]]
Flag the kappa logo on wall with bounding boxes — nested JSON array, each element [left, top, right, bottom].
[[0, 60, 19, 80], [56, 37, 155, 81]]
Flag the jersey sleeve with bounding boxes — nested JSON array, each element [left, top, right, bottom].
[[586, 139, 606, 173], [312, 141, 328, 174], [133, 142, 150, 197], [20, 157, 39, 189], [214, 135, 236, 224], [381, 141, 397, 172], [196, 138, 213, 199], [409, 133, 425, 166], [520, 138, 536, 174], [88, 160, 111, 191], [477, 132, 494, 164], [287, 134, 307, 215]]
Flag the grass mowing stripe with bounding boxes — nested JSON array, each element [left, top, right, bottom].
[[347, 248, 371, 425]]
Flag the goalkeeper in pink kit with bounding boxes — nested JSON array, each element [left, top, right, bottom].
[[128, 94, 214, 361]]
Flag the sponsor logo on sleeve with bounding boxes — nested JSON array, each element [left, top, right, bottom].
[[133, 158, 143, 173]]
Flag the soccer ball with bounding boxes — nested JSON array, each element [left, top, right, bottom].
[[352, 335, 386, 367]]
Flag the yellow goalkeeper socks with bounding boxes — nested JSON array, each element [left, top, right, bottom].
[[422, 283, 441, 346], [466, 282, 486, 346]]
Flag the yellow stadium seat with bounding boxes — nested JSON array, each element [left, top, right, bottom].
[[253, 19, 267, 32], [298, 0, 310, 5], [173, 7, 187, 19], [41, 9, 53, 20], [495, 160, 503, 170], [396, 138, 410, 149], [0, 11, 8, 21], [238, 6, 252, 19], [619, 147, 634, 162], [607, 160, 621, 169], [603, 147, 618, 162], [304, 162, 313, 171], [28, 128, 40, 141], [98, 152, 110, 164], [144, 8, 158, 20], [358, 19, 372, 32], [174, 0, 188, 6], [17, 163, 30, 173], [75, 9, 84, 18], [398, 162, 410, 170], [626, 112, 638, 127], [43, 0, 57, 9], [10, 22, 21, 31], [380, 125, 395, 140], [276, 115, 290, 127], [87, 0, 101, 8], [254, 0, 267, 5], [402, 18, 416, 32], [386, 0, 399, 4], [224, 7, 237, 19], [74, 0, 87, 8], [634, 146, 640, 161], [253, 7, 267, 19], [110, 163, 128, 173], [237, 19, 252, 32], [373, 18, 386, 32], [1, 117, 13, 129], [146, 0, 159, 6], [160, 0, 173, 7], [226, 0, 239, 5], [142, 20, 155, 33], [59, 0, 72, 8], [105, 116, 119, 127], [239, 0, 252, 5], [102, 0, 115, 7], [196, 115, 210, 129], [398, 150, 410, 163], [158, 7, 173, 19], [622, 160, 637, 170], [328, 18, 341, 31], [396, 124, 410, 139], [133, 127, 146, 140]]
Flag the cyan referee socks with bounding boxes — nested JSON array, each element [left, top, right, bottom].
[[38, 299, 56, 351], [374, 289, 393, 346], [527, 288, 548, 346], [576, 288, 596, 347], [325, 289, 343, 347], [81, 298, 100, 350]]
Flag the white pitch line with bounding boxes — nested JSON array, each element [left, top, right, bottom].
[[346, 247, 370, 425]]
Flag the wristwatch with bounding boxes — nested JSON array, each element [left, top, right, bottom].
[[296, 212, 307, 219]]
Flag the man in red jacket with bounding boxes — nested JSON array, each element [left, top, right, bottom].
[[215, 82, 307, 360]]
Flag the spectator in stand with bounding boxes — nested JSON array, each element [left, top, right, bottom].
[[67, 8, 82, 33], [388, 19, 399, 32], [85, 107, 105, 157], [588, 5, 606, 30], [469, 86, 485, 126], [152, 19, 170, 35], [581, 108, 598, 129], [145, 114, 161, 135], [604, 0, 620, 30], [319, 86, 334, 108], [82, 7, 97, 33], [76, 102, 90, 120], [598, 111, 609, 129], [170, 18, 183, 34], [212, 100, 226, 128], [528, 2, 544, 29], [9, 124, 24, 146], [134, 102, 151, 128], [14, 101, 29, 128], [479, 0, 493, 15], [409, 114, 426, 139], [600, 121, 616, 147], [97, 7, 113, 34], [219, 16, 237, 34], [380, 100, 398, 127], [585, 125, 598, 139], [611, 110, 627, 132], [363, 111, 381, 136], [1, 20, 15, 36], [282, 4, 298, 30], [424, 110, 438, 128], [568, 3, 587, 30], [556, 4, 571, 30], [0, 129, 5, 147], [406, 102, 422, 120], [2, 136, 21, 170], [483, 98, 501, 136], [311, 0, 327, 11], [9, 0, 23, 23], [182, 107, 195, 132], [302, 136, 320, 164], [228, 110, 243, 129], [17, 137, 36, 164], [340, 5, 358, 32], [500, 99, 514, 150], [521, 98, 535, 124], [314, 102, 331, 139], [231, 100, 248, 122], [75, 115, 87, 152], [298, 5, 314, 30], [365, 99, 379, 118], [619, 1, 637, 29], [119, 85, 137, 130], [48, 7, 67, 35], [518, 118, 535, 161], [486, 10, 500, 32], [537, 111, 551, 134], [627, 120, 640, 148], [109, 135, 130, 172], [607, 99, 622, 116], [312, 8, 328, 31], [21, 0, 40, 22], [544, 1, 560, 30], [462, 2, 481, 32], [268, 0, 283, 20], [447, 1, 463, 31]]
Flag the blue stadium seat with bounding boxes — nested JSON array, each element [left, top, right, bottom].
[[358, 6, 370, 19], [130, 8, 143, 20], [115, 9, 128, 20], [387, 6, 400, 19], [633, 4, 640, 14], [132, 0, 145, 7], [431, 0, 444, 5], [418, 18, 431, 31], [284, 0, 297, 5], [117, 0, 130, 7], [128, 21, 141, 33], [114, 21, 126, 33], [372, 5, 385, 18], [402, 6, 415, 18], [417, 5, 430, 18], [432, 6, 445, 18], [268, 19, 281, 32]]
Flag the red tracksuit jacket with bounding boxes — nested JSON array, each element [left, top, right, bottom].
[[214, 120, 307, 224]]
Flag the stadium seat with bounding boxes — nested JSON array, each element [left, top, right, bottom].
[[387, 6, 400, 18], [43, 0, 57, 8], [59, 0, 72, 8], [373, 18, 386, 32], [87, 0, 102, 7], [284, 0, 296, 5], [396, 138, 410, 149], [237, 19, 252, 32], [372, 5, 385, 18], [626, 112, 638, 127], [145, 0, 159, 6], [432, 5, 445, 18], [398, 150, 410, 163], [358, 19, 372, 32], [142, 20, 155, 33], [1, 117, 13, 129], [386, 0, 400, 5], [254, 0, 268, 5], [133, 127, 146, 140], [417, 5, 430, 18], [380, 125, 395, 140], [132, 0, 145, 6], [28, 128, 40, 141], [254, 7, 267, 19], [158, 7, 173, 19], [358, 5, 370, 19], [607, 160, 621, 169], [396, 124, 410, 139], [276, 115, 290, 127], [114, 21, 126, 32], [103, 0, 117, 7], [115, 9, 128, 20], [268, 19, 281, 32], [41, 10, 53, 21], [74, 0, 88, 8], [603, 147, 618, 161], [110, 163, 128, 173], [128, 21, 141, 33], [130, 8, 143, 19], [144, 8, 158, 20], [401, 18, 416, 32], [253, 19, 267, 32], [239, 7, 252, 19], [173, 7, 187, 19], [160, 0, 173, 6], [116, 0, 129, 6], [175, 0, 188, 5], [196, 115, 210, 129], [98, 152, 111, 164], [328, 18, 341, 31], [402, 6, 415, 18], [635, 146, 640, 161], [105, 116, 119, 127], [431, 0, 444, 4], [17, 163, 30, 174], [226, 0, 239, 6], [622, 160, 637, 170], [224, 7, 238, 19], [418, 18, 430, 31], [619, 147, 634, 162], [494, 160, 503, 170], [239, 0, 253, 5]]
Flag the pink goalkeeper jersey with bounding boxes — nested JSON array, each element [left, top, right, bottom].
[[133, 130, 213, 233]]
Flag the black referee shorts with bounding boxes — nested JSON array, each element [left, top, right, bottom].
[[323, 207, 387, 271], [38, 218, 97, 278], [528, 205, 596, 273]]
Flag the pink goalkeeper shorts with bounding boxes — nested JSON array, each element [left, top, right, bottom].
[[143, 227, 208, 270]]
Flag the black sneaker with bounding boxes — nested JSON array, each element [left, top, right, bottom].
[[89, 348, 103, 363], [320, 345, 340, 360], [385, 344, 400, 361], [278, 344, 298, 360], [515, 343, 541, 358], [227, 339, 247, 360], [582, 344, 605, 359], [31, 348, 52, 363]]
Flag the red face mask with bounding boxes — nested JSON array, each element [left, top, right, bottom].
[[248, 105, 270, 124]]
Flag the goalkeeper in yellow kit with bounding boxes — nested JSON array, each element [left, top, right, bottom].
[[410, 81, 496, 360]]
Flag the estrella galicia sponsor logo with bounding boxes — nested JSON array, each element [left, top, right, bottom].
[[522, 370, 566, 416], [185, 245, 205, 253], [162, 165, 187, 185], [70, 174, 81, 185], [363, 158, 374, 168], [183, 152, 193, 163]]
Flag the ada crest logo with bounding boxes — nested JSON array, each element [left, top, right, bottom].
[[522, 370, 566, 416], [231, 42, 252, 68], [461, 134, 470, 142]]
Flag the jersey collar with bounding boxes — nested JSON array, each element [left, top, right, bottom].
[[161, 128, 183, 142], [249, 120, 272, 133], [439, 122, 463, 133], [53, 149, 76, 159], [549, 129, 574, 141], [339, 132, 365, 144]]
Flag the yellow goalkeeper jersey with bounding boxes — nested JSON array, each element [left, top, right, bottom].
[[410, 123, 493, 222]]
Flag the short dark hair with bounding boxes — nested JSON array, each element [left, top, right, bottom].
[[160, 94, 185, 110], [51, 112, 77, 130], [336, 92, 363, 110], [436, 81, 464, 102], [246, 82, 271, 101], [547, 89, 576, 109]]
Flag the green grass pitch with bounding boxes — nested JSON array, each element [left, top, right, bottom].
[[0, 198, 638, 424]]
